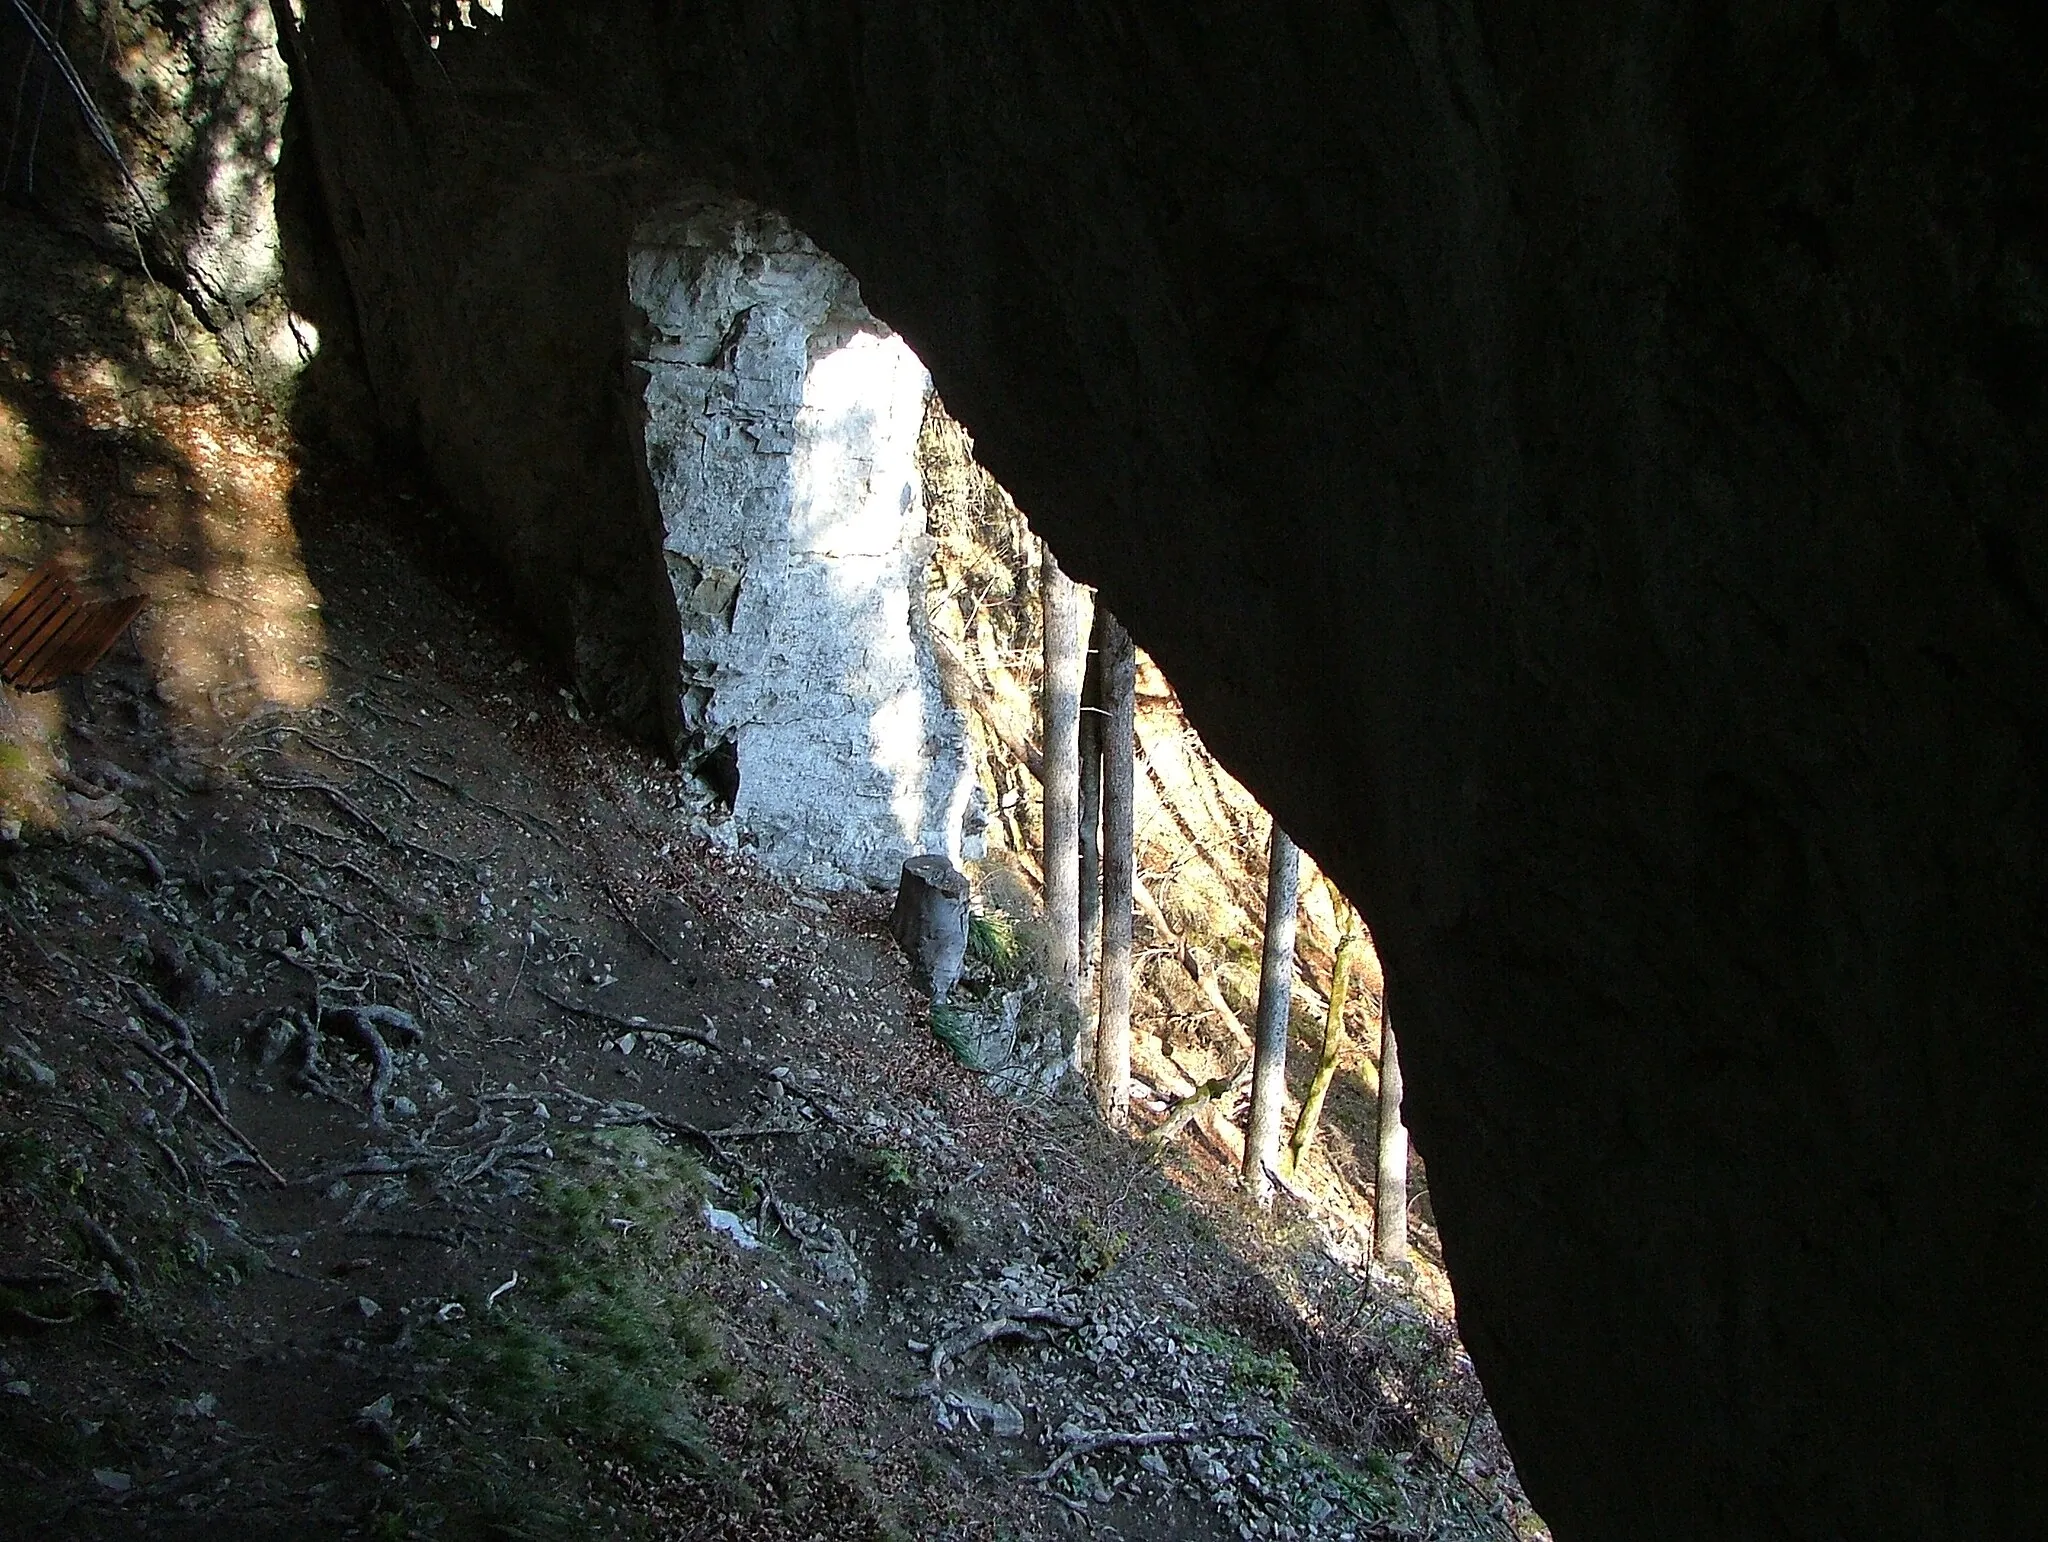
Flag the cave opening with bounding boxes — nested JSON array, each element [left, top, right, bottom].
[[10, 0, 2039, 1536]]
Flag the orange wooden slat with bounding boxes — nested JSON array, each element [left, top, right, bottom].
[[0, 565, 73, 663], [0, 581, 84, 679], [0, 561, 146, 692], [13, 594, 145, 691]]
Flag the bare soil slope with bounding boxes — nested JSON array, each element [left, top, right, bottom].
[[0, 212, 1532, 1542]]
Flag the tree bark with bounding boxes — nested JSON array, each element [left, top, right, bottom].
[[1094, 611, 1137, 1127], [1038, 547, 1089, 1019], [889, 855, 971, 1002], [1375, 1011, 1409, 1266], [1076, 608, 1105, 999], [1240, 823, 1300, 1202], [1287, 888, 1363, 1175]]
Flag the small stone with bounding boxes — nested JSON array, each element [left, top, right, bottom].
[[702, 1204, 761, 1249], [3, 1381, 30, 1398], [389, 1096, 419, 1118], [93, 1469, 132, 1493], [356, 1297, 380, 1318], [2, 1044, 55, 1090], [173, 1393, 217, 1419]]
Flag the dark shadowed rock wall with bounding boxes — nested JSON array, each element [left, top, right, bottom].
[[277, 3, 2048, 1536]]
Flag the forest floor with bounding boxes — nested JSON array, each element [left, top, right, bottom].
[[0, 209, 1542, 1541]]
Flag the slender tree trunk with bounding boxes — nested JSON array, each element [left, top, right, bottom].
[[1374, 1011, 1409, 1266], [1076, 609, 1105, 1000], [1093, 612, 1137, 1126], [1286, 889, 1362, 1175], [1039, 548, 1089, 1022], [1240, 823, 1300, 1202]]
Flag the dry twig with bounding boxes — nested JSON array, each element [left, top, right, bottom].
[[531, 982, 721, 1051]]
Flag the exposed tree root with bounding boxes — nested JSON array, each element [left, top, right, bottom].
[[80, 819, 166, 884], [531, 981, 722, 1051], [118, 1021, 287, 1185], [65, 1205, 143, 1296], [128, 981, 226, 1112], [254, 772, 463, 869]]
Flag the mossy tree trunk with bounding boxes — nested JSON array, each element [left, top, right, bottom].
[[1093, 610, 1137, 1128], [1241, 822, 1300, 1202], [1286, 885, 1363, 1175]]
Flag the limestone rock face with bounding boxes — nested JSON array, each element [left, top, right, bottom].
[[3, 0, 293, 341], [274, 4, 2048, 1539], [630, 200, 982, 886]]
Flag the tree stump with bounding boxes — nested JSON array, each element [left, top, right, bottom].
[[890, 855, 970, 1001]]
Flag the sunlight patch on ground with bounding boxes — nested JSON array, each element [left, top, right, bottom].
[[122, 400, 328, 722], [0, 349, 326, 837]]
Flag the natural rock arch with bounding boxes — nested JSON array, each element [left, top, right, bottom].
[[279, 4, 2048, 1538]]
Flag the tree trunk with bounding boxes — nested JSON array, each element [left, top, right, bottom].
[[1375, 1011, 1409, 1266], [889, 855, 971, 1002], [1094, 611, 1137, 1127], [1039, 547, 1089, 1019], [1287, 888, 1362, 1175], [1076, 608, 1105, 999], [1240, 823, 1300, 1202]]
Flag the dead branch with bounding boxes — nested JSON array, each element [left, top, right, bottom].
[[1133, 875, 1252, 1048], [930, 624, 1044, 780], [1146, 1060, 1251, 1150], [531, 982, 722, 1051], [931, 1308, 1085, 1378], [1026, 1427, 1201, 1484]]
